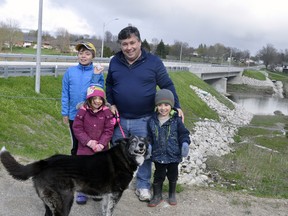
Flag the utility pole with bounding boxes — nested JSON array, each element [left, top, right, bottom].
[[35, 0, 43, 93], [101, 18, 119, 58]]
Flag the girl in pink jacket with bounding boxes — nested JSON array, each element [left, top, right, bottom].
[[73, 84, 115, 204]]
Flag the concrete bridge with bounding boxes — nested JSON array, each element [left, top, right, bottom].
[[188, 63, 244, 94], [163, 61, 244, 94]]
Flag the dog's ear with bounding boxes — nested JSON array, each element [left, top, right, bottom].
[[114, 137, 129, 146], [145, 136, 151, 144]]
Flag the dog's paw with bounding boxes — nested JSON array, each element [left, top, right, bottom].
[[0, 146, 7, 153]]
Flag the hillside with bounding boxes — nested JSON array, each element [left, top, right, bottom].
[[0, 71, 233, 159]]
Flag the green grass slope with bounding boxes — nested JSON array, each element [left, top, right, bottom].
[[0, 71, 231, 159]]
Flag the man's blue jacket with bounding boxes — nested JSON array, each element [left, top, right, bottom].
[[106, 49, 180, 119]]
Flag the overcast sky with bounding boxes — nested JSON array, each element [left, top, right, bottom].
[[0, 0, 287, 55]]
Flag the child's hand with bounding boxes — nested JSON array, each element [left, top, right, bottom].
[[87, 140, 98, 149], [181, 142, 189, 157], [92, 144, 104, 152], [94, 63, 104, 74]]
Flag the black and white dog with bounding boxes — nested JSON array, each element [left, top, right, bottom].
[[0, 135, 148, 216]]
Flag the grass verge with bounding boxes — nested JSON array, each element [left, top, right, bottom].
[[206, 115, 288, 199]]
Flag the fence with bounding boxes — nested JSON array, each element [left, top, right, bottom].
[[0, 62, 80, 78], [0, 53, 111, 63]]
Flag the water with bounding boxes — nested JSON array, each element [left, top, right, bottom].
[[229, 94, 288, 115]]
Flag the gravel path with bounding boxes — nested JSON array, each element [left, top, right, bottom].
[[0, 163, 287, 216]]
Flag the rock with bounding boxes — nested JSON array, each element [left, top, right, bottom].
[[178, 85, 253, 185]]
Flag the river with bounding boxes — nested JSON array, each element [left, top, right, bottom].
[[229, 94, 288, 115]]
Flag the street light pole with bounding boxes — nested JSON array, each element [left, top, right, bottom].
[[101, 18, 119, 58], [35, 0, 43, 93], [179, 42, 183, 62], [228, 49, 232, 72]]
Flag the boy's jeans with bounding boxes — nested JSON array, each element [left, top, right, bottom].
[[112, 116, 152, 189]]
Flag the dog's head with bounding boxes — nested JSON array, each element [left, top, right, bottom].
[[115, 135, 148, 166], [126, 135, 148, 166]]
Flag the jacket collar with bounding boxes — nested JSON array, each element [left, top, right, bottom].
[[116, 48, 147, 66], [77, 62, 93, 71]]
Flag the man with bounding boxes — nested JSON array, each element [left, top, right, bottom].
[[105, 26, 184, 202]]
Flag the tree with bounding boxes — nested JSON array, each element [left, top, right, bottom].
[[0, 19, 23, 52], [276, 49, 288, 66], [103, 46, 113, 57], [0, 21, 7, 51], [142, 39, 150, 52], [155, 40, 166, 59], [150, 38, 159, 54], [257, 44, 278, 69], [104, 31, 113, 43], [55, 28, 70, 53], [169, 41, 189, 60], [196, 44, 208, 62], [42, 31, 54, 42], [213, 43, 227, 63]]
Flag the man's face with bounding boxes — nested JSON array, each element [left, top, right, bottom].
[[119, 34, 141, 64]]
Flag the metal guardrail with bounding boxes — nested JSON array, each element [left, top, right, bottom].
[[0, 53, 113, 78], [0, 53, 111, 63], [0, 62, 112, 78], [0, 64, 67, 78], [0, 53, 193, 78], [0, 53, 244, 78]]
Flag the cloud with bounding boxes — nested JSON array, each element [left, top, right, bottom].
[[1, 0, 288, 55]]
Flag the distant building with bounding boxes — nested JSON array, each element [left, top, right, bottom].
[[283, 62, 288, 73]]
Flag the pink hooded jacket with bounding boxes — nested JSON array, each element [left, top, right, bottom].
[[73, 105, 115, 155]]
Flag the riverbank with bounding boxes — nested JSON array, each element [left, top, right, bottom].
[[228, 70, 288, 98], [178, 79, 288, 200]]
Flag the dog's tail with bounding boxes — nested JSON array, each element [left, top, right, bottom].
[[0, 147, 44, 181]]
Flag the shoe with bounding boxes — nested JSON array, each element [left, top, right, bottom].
[[135, 188, 151, 202], [76, 193, 88, 205], [92, 196, 103, 201]]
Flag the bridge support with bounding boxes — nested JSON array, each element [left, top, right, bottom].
[[206, 77, 227, 94]]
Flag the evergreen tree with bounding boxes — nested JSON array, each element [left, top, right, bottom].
[[142, 39, 150, 52], [155, 40, 166, 59]]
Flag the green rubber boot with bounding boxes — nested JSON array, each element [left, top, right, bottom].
[[148, 183, 163, 207]]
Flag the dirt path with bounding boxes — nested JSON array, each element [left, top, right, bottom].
[[0, 163, 287, 216]]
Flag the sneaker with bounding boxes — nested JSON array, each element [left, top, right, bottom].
[[92, 196, 103, 202], [135, 188, 151, 202], [76, 193, 88, 205]]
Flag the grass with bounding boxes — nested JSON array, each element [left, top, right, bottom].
[[206, 115, 288, 199], [0, 76, 70, 158], [266, 70, 288, 81], [0, 71, 225, 159], [243, 69, 266, 80]]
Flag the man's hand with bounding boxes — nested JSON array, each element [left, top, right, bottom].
[[110, 105, 118, 115], [177, 108, 185, 123]]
